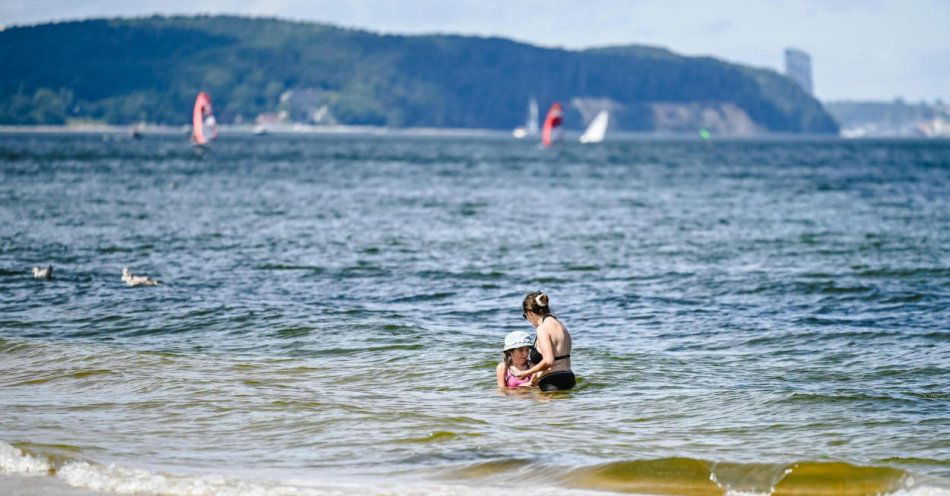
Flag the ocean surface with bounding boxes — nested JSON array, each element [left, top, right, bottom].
[[1, 133, 948, 496]]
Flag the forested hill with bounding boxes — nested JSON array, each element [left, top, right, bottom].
[[0, 15, 838, 133]]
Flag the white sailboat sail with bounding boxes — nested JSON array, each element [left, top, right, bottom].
[[579, 110, 609, 144], [513, 97, 540, 139], [527, 97, 539, 135]]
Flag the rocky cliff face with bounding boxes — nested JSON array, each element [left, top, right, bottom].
[[649, 102, 763, 135], [572, 98, 763, 136]]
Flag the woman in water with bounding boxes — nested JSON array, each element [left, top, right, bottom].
[[496, 330, 537, 389], [515, 291, 575, 391]]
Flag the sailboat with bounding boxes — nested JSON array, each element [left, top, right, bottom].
[[512, 97, 540, 139], [191, 92, 218, 146], [541, 102, 563, 148], [579, 110, 609, 144], [129, 122, 144, 140]]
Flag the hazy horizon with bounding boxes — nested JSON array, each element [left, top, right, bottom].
[[2, 0, 948, 103]]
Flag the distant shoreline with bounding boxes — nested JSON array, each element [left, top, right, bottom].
[[0, 125, 946, 141], [0, 124, 507, 138]]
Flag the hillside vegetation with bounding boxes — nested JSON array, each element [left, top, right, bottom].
[[0, 16, 838, 133]]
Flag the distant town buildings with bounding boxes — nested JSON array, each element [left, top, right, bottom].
[[784, 48, 813, 95], [825, 98, 950, 138]]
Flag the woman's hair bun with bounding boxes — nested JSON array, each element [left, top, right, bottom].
[[535, 292, 548, 307], [522, 290, 551, 315]]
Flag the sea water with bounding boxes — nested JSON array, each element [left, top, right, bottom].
[[1, 133, 948, 496]]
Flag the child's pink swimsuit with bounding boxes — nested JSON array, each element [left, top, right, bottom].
[[505, 368, 533, 388]]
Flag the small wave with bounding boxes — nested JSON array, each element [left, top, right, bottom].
[[779, 392, 906, 404], [416, 269, 506, 281], [339, 263, 387, 276], [564, 458, 920, 496], [880, 293, 928, 304], [95, 245, 141, 254], [273, 326, 313, 338], [442, 453, 950, 495], [566, 457, 723, 495], [0, 338, 36, 353], [395, 431, 479, 444], [0, 442, 52, 475], [793, 280, 876, 295], [564, 264, 601, 272], [906, 392, 950, 401], [1, 442, 601, 496], [390, 292, 455, 303], [447, 458, 532, 478], [284, 342, 425, 359], [855, 267, 950, 279], [773, 461, 910, 496], [255, 263, 326, 272], [54, 461, 337, 496], [6, 369, 116, 387], [380, 323, 418, 334], [879, 457, 950, 467], [796, 316, 879, 327]]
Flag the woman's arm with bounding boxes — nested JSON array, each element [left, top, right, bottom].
[[516, 329, 554, 378], [529, 372, 540, 387], [496, 362, 508, 388]]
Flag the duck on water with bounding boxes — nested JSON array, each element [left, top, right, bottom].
[[122, 267, 159, 287], [32, 264, 53, 279]]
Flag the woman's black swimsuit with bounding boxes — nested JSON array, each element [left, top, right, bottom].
[[532, 315, 575, 391], [529, 348, 570, 364], [538, 370, 576, 392]]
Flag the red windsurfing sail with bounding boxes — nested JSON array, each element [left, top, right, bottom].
[[541, 102, 563, 147], [191, 92, 217, 145]]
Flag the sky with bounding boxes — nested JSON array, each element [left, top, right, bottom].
[[2, 0, 948, 102]]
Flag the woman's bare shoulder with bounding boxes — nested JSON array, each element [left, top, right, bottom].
[[541, 317, 565, 333]]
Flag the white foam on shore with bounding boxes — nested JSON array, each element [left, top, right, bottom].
[[719, 491, 950, 496], [715, 480, 950, 496], [890, 486, 950, 496], [1, 442, 604, 496], [58, 462, 304, 496], [4, 442, 949, 496], [0, 442, 51, 475], [716, 481, 950, 496]]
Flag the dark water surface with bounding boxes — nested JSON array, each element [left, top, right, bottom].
[[1, 133, 948, 495]]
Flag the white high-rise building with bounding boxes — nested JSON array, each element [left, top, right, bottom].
[[784, 48, 813, 95]]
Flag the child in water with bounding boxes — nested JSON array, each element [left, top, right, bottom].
[[496, 330, 537, 389]]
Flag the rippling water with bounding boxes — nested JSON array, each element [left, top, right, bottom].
[[1, 133, 948, 496]]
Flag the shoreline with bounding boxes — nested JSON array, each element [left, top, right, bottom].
[[0, 123, 508, 138], [1, 124, 946, 141]]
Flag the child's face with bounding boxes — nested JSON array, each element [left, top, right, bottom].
[[511, 346, 530, 363]]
